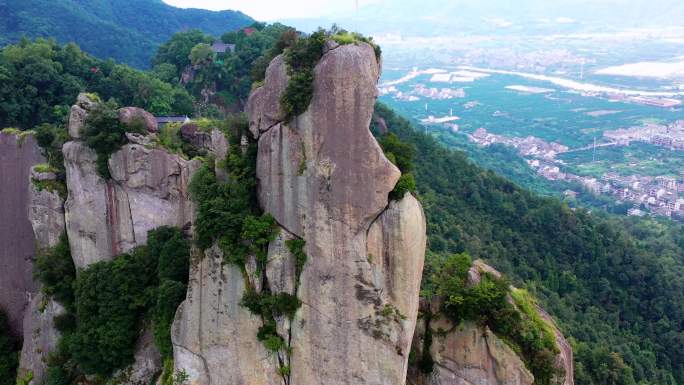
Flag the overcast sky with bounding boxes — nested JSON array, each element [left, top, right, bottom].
[[162, 0, 379, 21]]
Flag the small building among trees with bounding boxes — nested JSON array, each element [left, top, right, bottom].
[[210, 41, 236, 54]]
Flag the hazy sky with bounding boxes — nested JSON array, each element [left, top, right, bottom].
[[162, 0, 378, 21]]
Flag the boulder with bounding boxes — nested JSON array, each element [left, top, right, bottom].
[[246, 54, 289, 137], [180, 124, 228, 161], [125, 132, 156, 146], [118, 107, 158, 133], [76, 92, 98, 110], [180, 123, 201, 144], [467, 259, 503, 286], [67, 104, 87, 139]]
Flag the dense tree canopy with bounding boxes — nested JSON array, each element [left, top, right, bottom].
[[36, 227, 190, 380], [0, 38, 192, 129], [153, 23, 294, 112], [0, 0, 253, 68]]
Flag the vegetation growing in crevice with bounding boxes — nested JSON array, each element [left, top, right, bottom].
[[31, 177, 68, 200], [280, 30, 327, 122], [297, 142, 307, 175], [82, 99, 145, 178], [190, 114, 261, 255], [149, 227, 191, 360], [426, 252, 560, 384], [188, 114, 307, 379], [33, 235, 76, 311], [37, 228, 190, 380], [413, 311, 435, 375], [376, 132, 417, 200], [68, 247, 157, 375], [278, 26, 382, 123], [34, 124, 68, 168], [0, 308, 19, 385], [286, 238, 307, 284], [242, 214, 279, 272], [156, 123, 185, 155]]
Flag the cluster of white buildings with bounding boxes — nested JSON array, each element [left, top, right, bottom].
[[604, 120, 684, 149], [530, 162, 684, 220], [412, 84, 466, 100], [469, 128, 569, 160], [469, 124, 684, 221]]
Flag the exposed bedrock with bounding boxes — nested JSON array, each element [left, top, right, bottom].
[[0, 132, 43, 336], [249, 42, 426, 384]]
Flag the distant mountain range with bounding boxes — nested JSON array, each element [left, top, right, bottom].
[[286, 0, 684, 36], [0, 0, 253, 68]]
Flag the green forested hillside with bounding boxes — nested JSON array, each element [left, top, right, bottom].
[[0, 38, 194, 129], [0, 0, 253, 68], [374, 103, 684, 385]]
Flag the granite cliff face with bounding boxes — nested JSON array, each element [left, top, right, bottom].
[[172, 41, 427, 385], [63, 95, 200, 268], [0, 132, 44, 336], [9, 94, 210, 385], [17, 165, 66, 385]]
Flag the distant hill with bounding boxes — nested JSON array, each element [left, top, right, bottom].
[[286, 0, 684, 36], [0, 0, 253, 68]]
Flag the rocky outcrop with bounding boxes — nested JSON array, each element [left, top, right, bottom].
[[410, 317, 534, 385], [67, 93, 98, 139], [118, 107, 158, 133], [63, 140, 112, 268], [18, 165, 66, 385], [63, 102, 202, 269], [173, 41, 426, 384], [408, 261, 574, 385], [172, 245, 282, 385], [0, 131, 43, 336], [68, 105, 87, 139], [107, 144, 199, 249], [64, 141, 200, 268], [180, 124, 229, 160], [258, 43, 423, 385], [28, 167, 65, 249], [246, 54, 289, 136]]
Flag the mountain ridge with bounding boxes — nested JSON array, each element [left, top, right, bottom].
[[0, 0, 253, 68]]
